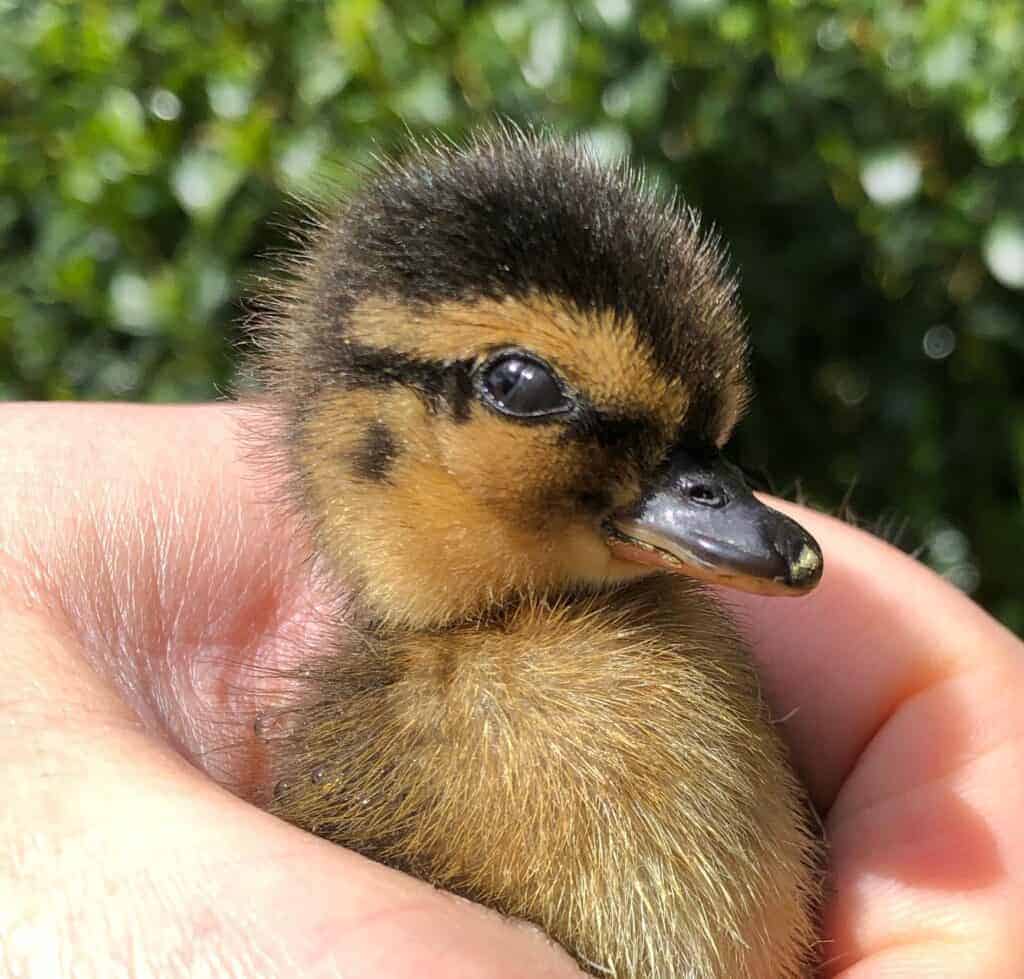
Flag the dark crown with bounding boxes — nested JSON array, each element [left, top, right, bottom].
[[303, 131, 749, 427]]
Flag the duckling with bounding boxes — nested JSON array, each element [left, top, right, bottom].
[[251, 130, 824, 979]]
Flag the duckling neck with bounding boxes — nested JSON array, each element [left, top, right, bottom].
[[355, 574, 630, 634]]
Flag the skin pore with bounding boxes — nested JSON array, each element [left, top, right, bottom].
[[2, 402, 1023, 978]]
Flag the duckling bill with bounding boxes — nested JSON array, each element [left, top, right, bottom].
[[252, 130, 824, 978], [607, 444, 821, 594]]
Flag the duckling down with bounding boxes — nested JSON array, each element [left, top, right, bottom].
[[251, 129, 824, 979]]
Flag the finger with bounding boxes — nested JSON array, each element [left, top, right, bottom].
[[721, 506, 1024, 976], [718, 503, 1024, 810]]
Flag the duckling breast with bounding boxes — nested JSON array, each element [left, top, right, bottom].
[[267, 574, 820, 979]]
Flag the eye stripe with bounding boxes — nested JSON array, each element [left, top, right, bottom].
[[326, 341, 474, 420], [562, 409, 658, 453], [324, 338, 662, 455]]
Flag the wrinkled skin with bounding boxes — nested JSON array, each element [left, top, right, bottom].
[[2, 402, 1023, 979]]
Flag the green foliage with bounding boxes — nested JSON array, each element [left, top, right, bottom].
[[2, 0, 1022, 631]]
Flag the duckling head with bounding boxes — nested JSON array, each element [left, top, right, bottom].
[[260, 131, 822, 628]]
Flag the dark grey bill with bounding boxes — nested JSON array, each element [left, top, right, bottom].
[[609, 446, 823, 596]]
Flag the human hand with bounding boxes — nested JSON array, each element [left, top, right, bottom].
[[728, 501, 1024, 976], [2, 403, 1021, 977], [1, 403, 581, 979]]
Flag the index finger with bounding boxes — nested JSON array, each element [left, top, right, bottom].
[[720, 503, 1024, 813], [722, 506, 1024, 973]]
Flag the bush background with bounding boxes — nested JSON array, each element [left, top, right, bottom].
[[2, 0, 1022, 632]]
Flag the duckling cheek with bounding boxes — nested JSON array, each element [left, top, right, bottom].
[[293, 389, 558, 623], [297, 388, 446, 567], [298, 389, 421, 506], [296, 388, 650, 622], [435, 412, 590, 524]]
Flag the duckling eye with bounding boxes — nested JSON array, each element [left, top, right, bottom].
[[478, 353, 570, 419]]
